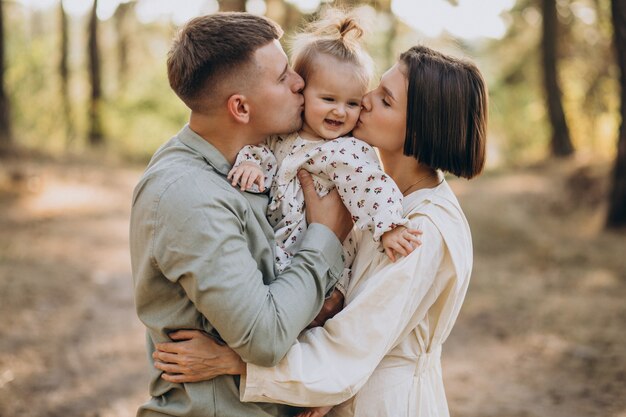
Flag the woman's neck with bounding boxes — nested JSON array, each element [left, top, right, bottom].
[[379, 151, 439, 195]]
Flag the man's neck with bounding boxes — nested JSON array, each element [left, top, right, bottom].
[[189, 112, 258, 165]]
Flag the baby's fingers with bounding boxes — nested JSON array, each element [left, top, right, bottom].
[[253, 174, 265, 192], [239, 170, 252, 190], [398, 236, 416, 254], [245, 172, 260, 191], [230, 168, 244, 186], [393, 241, 409, 257], [384, 246, 396, 262]]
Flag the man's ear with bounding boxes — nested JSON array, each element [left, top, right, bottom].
[[226, 94, 250, 124]]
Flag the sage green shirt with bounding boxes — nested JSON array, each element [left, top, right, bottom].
[[130, 125, 344, 417]]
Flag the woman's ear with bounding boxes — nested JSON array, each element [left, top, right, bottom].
[[226, 94, 250, 124]]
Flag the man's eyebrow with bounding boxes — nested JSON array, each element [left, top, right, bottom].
[[277, 63, 288, 81], [382, 86, 396, 101]]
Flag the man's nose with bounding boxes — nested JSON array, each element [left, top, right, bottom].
[[292, 72, 305, 93]]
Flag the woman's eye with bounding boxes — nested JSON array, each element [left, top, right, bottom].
[[382, 98, 391, 107]]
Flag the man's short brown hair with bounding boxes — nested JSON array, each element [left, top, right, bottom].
[[167, 13, 283, 111]]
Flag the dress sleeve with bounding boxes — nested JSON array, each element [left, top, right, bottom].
[[325, 138, 408, 242], [240, 216, 447, 406], [233, 143, 278, 193]]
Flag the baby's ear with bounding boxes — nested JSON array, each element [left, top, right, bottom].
[[226, 94, 250, 124]]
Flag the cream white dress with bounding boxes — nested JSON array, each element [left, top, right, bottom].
[[240, 179, 473, 417]]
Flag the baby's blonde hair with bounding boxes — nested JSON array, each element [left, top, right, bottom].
[[291, 8, 374, 89]]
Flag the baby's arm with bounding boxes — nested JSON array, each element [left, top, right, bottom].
[[327, 138, 421, 261], [228, 144, 277, 192], [381, 226, 422, 262]]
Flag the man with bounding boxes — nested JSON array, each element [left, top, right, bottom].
[[129, 13, 352, 417]]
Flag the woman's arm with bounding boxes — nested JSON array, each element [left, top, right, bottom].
[[238, 217, 446, 407], [154, 216, 449, 407]]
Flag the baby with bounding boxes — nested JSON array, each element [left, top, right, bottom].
[[228, 9, 420, 300]]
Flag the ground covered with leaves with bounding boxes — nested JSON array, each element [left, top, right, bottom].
[[0, 154, 624, 417]]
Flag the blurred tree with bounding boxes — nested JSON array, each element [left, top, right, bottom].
[[114, 2, 134, 92], [607, 0, 626, 228], [220, 0, 246, 12], [541, 0, 574, 157], [0, 0, 11, 149], [377, 0, 398, 71], [59, 0, 73, 145], [87, 0, 103, 145]]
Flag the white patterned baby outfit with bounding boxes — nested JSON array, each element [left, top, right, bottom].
[[234, 132, 408, 292]]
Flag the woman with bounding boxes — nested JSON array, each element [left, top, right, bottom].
[[152, 45, 487, 417]]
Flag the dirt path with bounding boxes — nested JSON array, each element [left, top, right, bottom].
[[0, 156, 624, 417]]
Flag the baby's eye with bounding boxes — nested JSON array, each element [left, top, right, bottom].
[[322, 97, 335, 102], [348, 102, 360, 107]]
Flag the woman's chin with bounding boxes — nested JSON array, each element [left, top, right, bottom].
[[353, 125, 364, 139]]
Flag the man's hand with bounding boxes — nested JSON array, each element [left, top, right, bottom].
[[298, 170, 352, 242], [307, 288, 344, 329], [296, 405, 334, 417], [153, 330, 245, 383]]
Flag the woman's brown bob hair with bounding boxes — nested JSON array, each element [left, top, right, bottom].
[[401, 46, 487, 179]]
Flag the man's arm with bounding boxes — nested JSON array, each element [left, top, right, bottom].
[[153, 172, 349, 367]]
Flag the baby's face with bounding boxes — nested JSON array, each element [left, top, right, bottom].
[[300, 59, 367, 141]]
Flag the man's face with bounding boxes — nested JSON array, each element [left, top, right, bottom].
[[248, 40, 305, 139]]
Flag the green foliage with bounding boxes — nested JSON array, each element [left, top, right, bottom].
[[1, 0, 622, 165], [486, 0, 619, 164]]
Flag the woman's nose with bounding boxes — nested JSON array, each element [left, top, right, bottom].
[[361, 92, 372, 111]]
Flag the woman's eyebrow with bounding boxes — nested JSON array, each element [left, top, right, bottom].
[[382, 86, 396, 102]]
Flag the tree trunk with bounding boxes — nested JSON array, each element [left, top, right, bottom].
[[607, 0, 626, 228], [541, 0, 574, 157], [87, 0, 103, 146], [220, 0, 246, 12], [0, 0, 12, 149], [59, 0, 74, 145], [114, 2, 133, 92]]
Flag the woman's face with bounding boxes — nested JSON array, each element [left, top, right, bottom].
[[353, 62, 408, 153]]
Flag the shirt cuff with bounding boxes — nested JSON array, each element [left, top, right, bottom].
[[240, 363, 277, 404], [299, 223, 344, 287]]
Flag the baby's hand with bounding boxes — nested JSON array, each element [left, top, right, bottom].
[[381, 226, 422, 262], [295, 406, 334, 417], [227, 162, 265, 191]]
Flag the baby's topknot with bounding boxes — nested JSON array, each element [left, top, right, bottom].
[[291, 7, 374, 87]]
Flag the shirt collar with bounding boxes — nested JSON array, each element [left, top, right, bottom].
[[178, 124, 232, 176]]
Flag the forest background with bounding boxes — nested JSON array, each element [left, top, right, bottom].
[[0, 0, 624, 416]]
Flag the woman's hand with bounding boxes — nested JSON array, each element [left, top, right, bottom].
[[153, 330, 245, 383]]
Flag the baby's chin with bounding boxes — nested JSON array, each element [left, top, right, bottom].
[[322, 127, 357, 141]]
